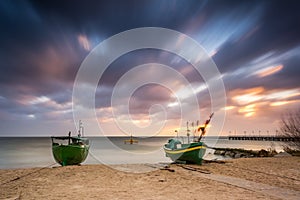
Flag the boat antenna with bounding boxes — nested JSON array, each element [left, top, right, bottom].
[[78, 120, 84, 137], [175, 130, 178, 138], [195, 120, 199, 141], [187, 121, 190, 143], [197, 113, 214, 142], [192, 121, 194, 139]]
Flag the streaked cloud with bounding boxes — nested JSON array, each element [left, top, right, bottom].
[[228, 86, 300, 120], [78, 34, 91, 51], [265, 89, 300, 100], [231, 87, 264, 105], [30, 96, 50, 104], [223, 106, 235, 111], [27, 114, 36, 119], [255, 64, 283, 77], [0, 0, 299, 136], [167, 102, 179, 108], [270, 100, 300, 107]]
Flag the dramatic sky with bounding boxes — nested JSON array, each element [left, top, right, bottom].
[[0, 0, 299, 136]]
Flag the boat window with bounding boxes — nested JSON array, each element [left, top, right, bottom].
[[176, 144, 182, 149]]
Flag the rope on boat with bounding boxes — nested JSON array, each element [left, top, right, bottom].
[[0, 162, 57, 186]]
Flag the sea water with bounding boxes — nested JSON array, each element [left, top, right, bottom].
[[0, 136, 286, 169]]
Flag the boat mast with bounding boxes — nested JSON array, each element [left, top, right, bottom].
[[68, 131, 71, 145]]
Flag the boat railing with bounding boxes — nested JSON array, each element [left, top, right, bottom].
[[51, 136, 89, 146]]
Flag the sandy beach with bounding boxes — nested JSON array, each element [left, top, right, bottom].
[[0, 156, 299, 200]]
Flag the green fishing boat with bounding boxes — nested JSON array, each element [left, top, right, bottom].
[[51, 121, 90, 166], [164, 139, 206, 164], [164, 113, 213, 164]]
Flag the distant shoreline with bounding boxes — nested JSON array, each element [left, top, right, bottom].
[[0, 135, 230, 139]]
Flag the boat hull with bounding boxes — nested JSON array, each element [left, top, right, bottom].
[[52, 144, 89, 166], [164, 140, 206, 164]]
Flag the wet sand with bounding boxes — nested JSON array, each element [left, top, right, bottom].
[[0, 157, 299, 200]]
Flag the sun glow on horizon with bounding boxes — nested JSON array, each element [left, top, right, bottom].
[[223, 106, 235, 110], [270, 100, 299, 106], [238, 104, 256, 117], [232, 87, 264, 105]]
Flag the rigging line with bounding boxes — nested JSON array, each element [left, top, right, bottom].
[[0, 162, 57, 186]]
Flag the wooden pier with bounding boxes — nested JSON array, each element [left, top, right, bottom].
[[228, 136, 300, 142]]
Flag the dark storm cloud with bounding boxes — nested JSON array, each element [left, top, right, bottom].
[[0, 0, 299, 135], [28, 0, 209, 34], [270, 54, 300, 88], [0, 0, 206, 105], [2, 0, 298, 88], [48, 89, 73, 104], [98, 49, 199, 88], [220, 45, 300, 93], [213, 0, 300, 73], [0, 98, 44, 121], [0, 0, 90, 82], [0, 1, 45, 48], [129, 84, 173, 115]]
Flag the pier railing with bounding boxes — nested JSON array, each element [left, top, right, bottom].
[[228, 136, 300, 142]]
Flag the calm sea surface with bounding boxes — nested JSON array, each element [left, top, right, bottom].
[[0, 136, 286, 169]]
